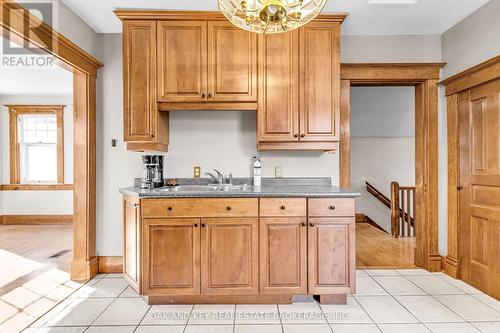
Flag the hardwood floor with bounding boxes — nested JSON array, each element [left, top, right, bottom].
[[356, 222, 416, 268], [0, 225, 80, 333]]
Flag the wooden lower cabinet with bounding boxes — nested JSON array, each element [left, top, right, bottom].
[[123, 195, 141, 292], [143, 218, 200, 295], [130, 197, 355, 303], [201, 218, 258, 294], [308, 217, 355, 294], [260, 217, 307, 294]]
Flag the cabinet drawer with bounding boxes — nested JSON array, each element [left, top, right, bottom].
[[260, 198, 306, 217], [142, 198, 258, 218], [308, 198, 355, 217]]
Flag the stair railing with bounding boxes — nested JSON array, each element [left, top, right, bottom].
[[390, 181, 415, 238]]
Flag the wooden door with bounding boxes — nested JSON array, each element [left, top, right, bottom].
[[123, 196, 141, 292], [201, 218, 258, 294], [458, 78, 500, 299], [257, 31, 300, 142], [207, 21, 257, 102], [143, 218, 200, 295], [299, 22, 340, 141], [308, 218, 355, 294], [123, 20, 157, 141], [260, 218, 307, 294], [157, 21, 207, 102]]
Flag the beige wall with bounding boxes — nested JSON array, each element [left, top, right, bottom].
[[441, 0, 500, 79]]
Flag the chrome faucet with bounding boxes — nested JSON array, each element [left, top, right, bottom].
[[206, 169, 224, 185]]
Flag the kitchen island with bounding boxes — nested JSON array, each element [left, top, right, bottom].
[[120, 178, 360, 305]]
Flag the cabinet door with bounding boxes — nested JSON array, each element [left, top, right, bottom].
[[123, 20, 157, 141], [257, 31, 300, 142], [207, 21, 257, 102], [260, 218, 307, 294], [157, 21, 207, 102], [201, 218, 258, 294], [308, 218, 355, 294], [299, 22, 340, 141], [143, 218, 200, 295], [123, 196, 141, 293]]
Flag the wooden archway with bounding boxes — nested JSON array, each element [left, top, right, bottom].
[[1, 1, 103, 280], [339, 63, 444, 272]]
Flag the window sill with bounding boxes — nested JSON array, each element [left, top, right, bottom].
[[0, 184, 74, 191]]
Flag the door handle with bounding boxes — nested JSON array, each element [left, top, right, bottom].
[[457, 186, 464, 191]]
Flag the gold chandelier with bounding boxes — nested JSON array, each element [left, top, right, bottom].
[[218, 0, 328, 34]]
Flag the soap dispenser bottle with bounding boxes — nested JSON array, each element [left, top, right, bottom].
[[253, 154, 262, 187]]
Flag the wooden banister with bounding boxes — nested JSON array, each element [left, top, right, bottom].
[[391, 181, 415, 238], [365, 181, 415, 238]]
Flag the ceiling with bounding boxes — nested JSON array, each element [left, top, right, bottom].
[[62, 0, 490, 35], [0, 37, 73, 96]]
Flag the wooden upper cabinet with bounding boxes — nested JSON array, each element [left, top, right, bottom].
[[299, 22, 340, 141], [258, 31, 300, 142], [201, 218, 258, 295], [157, 21, 207, 102], [207, 21, 257, 102], [123, 20, 157, 141]]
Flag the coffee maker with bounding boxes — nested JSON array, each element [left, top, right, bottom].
[[141, 155, 164, 189]]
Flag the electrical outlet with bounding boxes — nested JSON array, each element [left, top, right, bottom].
[[111, 139, 117, 147], [194, 166, 201, 178], [275, 166, 283, 178]]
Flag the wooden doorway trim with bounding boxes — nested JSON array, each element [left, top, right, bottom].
[[340, 63, 444, 271], [1, 2, 103, 280], [441, 55, 500, 279]]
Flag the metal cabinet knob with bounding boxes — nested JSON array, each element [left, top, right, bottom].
[[194, 223, 198, 228], [226, 206, 232, 211], [309, 223, 315, 227], [329, 205, 336, 210], [201, 93, 206, 98], [167, 207, 172, 211], [301, 222, 307, 227], [280, 205, 286, 210], [208, 93, 213, 98], [294, 134, 299, 137], [300, 134, 305, 137], [201, 223, 206, 228]]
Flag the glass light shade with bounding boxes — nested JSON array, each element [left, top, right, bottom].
[[218, 0, 328, 34]]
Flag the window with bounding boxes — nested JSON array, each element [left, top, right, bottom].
[[8, 105, 65, 184]]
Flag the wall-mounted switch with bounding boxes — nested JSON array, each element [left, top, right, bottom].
[[194, 166, 201, 178], [275, 166, 283, 178], [111, 139, 117, 147]]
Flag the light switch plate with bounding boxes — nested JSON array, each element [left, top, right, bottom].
[[194, 166, 201, 178], [275, 166, 283, 178]]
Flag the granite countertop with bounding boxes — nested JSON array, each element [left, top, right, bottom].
[[120, 177, 361, 198]]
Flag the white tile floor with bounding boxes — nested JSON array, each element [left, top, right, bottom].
[[22, 269, 500, 333]]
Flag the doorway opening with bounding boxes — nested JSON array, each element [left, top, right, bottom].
[[349, 86, 416, 268], [340, 63, 443, 272]]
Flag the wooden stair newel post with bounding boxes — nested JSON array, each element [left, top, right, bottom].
[[390, 181, 400, 238]]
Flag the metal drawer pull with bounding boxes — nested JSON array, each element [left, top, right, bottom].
[[280, 205, 286, 210], [329, 205, 336, 210], [226, 206, 232, 211], [167, 207, 173, 211]]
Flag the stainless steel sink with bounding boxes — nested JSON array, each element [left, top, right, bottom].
[[158, 184, 252, 192]]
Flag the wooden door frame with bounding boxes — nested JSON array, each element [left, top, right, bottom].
[[340, 63, 444, 271], [1, 2, 103, 280], [440, 55, 500, 278]]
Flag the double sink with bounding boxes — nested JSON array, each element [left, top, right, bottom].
[[158, 184, 253, 192]]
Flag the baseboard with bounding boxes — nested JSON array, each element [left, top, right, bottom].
[[1, 215, 73, 225], [426, 254, 442, 272], [98, 256, 123, 273], [71, 257, 99, 281], [441, 255, 459, 278]]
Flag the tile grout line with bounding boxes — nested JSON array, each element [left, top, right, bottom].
[[182, 304, 195, 333]]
